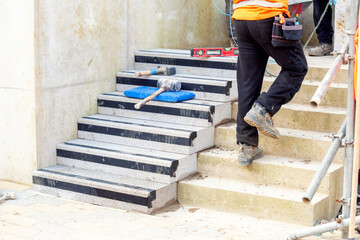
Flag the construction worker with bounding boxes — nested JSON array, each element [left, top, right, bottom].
[[308, 0, 333, 56], [232, 0, 308, 165]]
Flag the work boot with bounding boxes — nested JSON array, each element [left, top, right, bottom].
[[308, 43, 333, 56], [244, 102, 281, 139], [238, 143, 263, 166]]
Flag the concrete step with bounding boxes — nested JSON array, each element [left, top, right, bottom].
[[197, 148, 343, 219], [266, 59, 348, 84], [178, 176, 329, 226], [116, 71, 237, 102], [57, 139, 197, 184], [134, 49, 348, 83], [33, 165, 176, 214], [77, 114, 214, 154], [215, 122, 345, 163], [197, 148, 343, 195], [98, 91, 231, 128], [231, 102, 346, 133], [263, 78, 348, 108]]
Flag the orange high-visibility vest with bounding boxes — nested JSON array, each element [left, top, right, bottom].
[[232, 0, 290, 20]]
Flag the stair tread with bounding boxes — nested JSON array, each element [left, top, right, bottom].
[[200, 148, 342, 172], [34, 165, 168, 194], [135, 49, 237, 63], [117, 70, 234, 85], [58, 138, 189, 165], [99, 92, 224, 109], [180, 175, 327, 203], [135, 49, 347, 69], [233, 101, 346, 114], [217, 122, 335, 141], [281, 103, 346, 114], [79, 114, 205, 134]]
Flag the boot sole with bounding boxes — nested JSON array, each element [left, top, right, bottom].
[[244, 117, 280, 139]]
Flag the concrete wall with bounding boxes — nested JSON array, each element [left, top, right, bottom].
[[0, 0, 228, 185], [0, 0, 37, 184]]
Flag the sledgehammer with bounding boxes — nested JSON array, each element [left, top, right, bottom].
[[134, 66, 176, 77], [134, 79, 181, 109]]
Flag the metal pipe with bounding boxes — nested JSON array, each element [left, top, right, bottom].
[[302, 120, 346, 203], [288, 216, 360, 240], [342, 0, 358, 238], [310, 39, 349, 107]]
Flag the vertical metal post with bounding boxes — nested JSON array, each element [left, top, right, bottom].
[[342, 0, 358, 238]]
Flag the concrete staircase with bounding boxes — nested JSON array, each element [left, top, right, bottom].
[[33, 48, 347, 225], [133, 49, 347, 226], [32, 49, 235, 214]]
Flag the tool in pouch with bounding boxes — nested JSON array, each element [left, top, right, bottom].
[[271, 13, 302, 47]]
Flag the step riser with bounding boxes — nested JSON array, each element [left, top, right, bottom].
[[33, 166, 177, 214], [33, 184, 151, 213], [197, 153, 343, 195], [78, 125, 214, 155], [263, 80, 347, 108], [56, 140, 197, 184], [231, 104, 346, 133], [33, 183, 177, 214], [116, 73, 237, 102], [57, 152, 197, 184], [178, 183, 329, 226], [135, 62, 236, 79], [215, 127, 345, 163], [98, 95, 232, 128]]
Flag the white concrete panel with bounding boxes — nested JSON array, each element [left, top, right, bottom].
[[0, 89, 37, 184], [0, 0, 36, 90], [37, 0, 128, 89], [126, 0, 228, 68], [36, 81, 112, 169]]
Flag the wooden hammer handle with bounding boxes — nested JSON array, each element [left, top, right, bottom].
[[134, 68, 165, 77], [134, 70, 152, 77], [134, 87, 165, 109]]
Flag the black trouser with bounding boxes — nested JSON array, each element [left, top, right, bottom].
[[234, 18, 308, 146], [313, 0, 333, 44]]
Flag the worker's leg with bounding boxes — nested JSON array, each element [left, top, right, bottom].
[[308, 0, 333, 56], [253, 19, 308, 116], [313, 0, 333, 44], [234, 20, 269, 147], [241, 17, 307, 140]]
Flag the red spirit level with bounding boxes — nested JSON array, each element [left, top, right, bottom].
[[191, 47, 239, 57]]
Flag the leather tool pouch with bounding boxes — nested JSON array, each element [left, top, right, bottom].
[[271, 16, 302, 47]]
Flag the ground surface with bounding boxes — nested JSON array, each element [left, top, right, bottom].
[[0, 181, 356, 240]]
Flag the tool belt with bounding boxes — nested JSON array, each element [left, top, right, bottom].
[[271, 15, 302, 47]]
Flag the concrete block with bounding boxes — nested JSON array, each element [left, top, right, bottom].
[[98, 91, 232, 128], [33, 165, 177, 214], [178, 176, 329, 226], [77, 114, 214, 154], [116, 71, 237, 102], [57, 139, 197, 184], [197, 148, 343, 195]]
